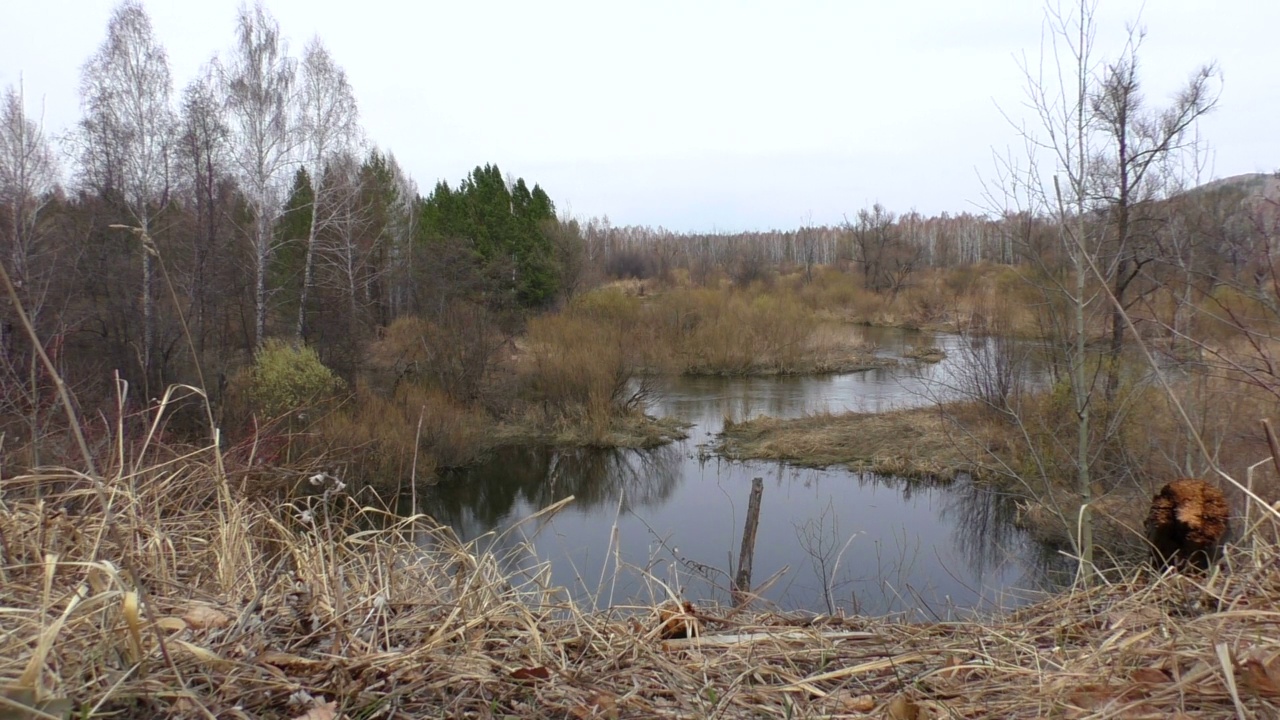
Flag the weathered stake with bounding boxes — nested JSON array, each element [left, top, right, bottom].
[[733, 477, 764, 607], [1261, 419, 1280, 483]]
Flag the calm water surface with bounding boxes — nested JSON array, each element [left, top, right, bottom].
[[420, 327, 1060, 617]]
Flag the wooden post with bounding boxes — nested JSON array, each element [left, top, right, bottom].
[[1262, 419, 1280, 483], [733, 477, 764, 607]]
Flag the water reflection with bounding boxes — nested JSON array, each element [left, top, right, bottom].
[[411, 328, 1062, 616], [428, 445, 682, 540]]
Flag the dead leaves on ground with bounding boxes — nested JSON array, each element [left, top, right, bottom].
[[291, 697, 340, 720], [180, 603, 230, 630], [1237, 647, 1280, 698], [510, 665, 552, 682]]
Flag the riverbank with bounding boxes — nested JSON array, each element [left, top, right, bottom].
[[494, 411, 691, 449], [3, 448, 1277, 718], [717, 404, 995, 482], [713, 401, 1174, 561]]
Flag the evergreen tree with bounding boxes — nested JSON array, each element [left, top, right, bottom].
[[272, 167, 314, 317], [417, 163, 561, 308]]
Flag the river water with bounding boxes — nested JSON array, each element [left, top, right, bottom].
[[419, 327, 1061, 617]]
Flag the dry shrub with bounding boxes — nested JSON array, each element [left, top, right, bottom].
[[568, 285, 644, 329], [519, 313, 640, 441], [794, 267, 889, 322], [659, 288, 816, 374], [367, 302, 510, 405], [319, 383, 488, 486]]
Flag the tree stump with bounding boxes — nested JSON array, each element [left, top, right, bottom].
[[1144, 479, 1230, 571]]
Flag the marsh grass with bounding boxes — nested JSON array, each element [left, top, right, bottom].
[[317, 383, 490, 488], [715, 384, 1280, 565], [4, 431, 1280, 718], [566, 284, 893, 377], [717, 405, 995, 483]]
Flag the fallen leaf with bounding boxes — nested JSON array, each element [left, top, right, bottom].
[[1238, 649, 1280, 697], [1129, 667, 1171, 685], [886, 695, 919, 720], [655, 601, 701, 639], [840, 693, 876, 712], [510, 666, 551, 682], [155, 617, 188, 632], [929, 654, 975, 683], [568, 693, 618, 719], [173, 640, 226, 667], [291, 698, 340, 720], [1066, 687, 1115, 711], [182, 604, 230, 630]]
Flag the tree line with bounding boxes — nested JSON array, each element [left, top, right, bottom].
[[4, 0, 1278, 497], [0, 1, 575, 437]]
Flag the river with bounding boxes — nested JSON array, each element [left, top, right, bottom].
[[418, 327, 1063, 617]]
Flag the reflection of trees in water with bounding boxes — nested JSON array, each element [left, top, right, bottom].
[[940, 476, 1072, 593], [418, 444, 682, 541]]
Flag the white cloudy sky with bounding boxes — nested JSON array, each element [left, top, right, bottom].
[[1, 0, 1276, 232]]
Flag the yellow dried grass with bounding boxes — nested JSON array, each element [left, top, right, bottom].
[[4, 438, 1279, 718]]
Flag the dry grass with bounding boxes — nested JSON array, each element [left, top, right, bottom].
[[793, 265, 1044, 337], [4, 441, 1280, 719], [495, 410, 691, 450], [564, 285, 893, 377], [317, 383, 491, 488], [902, 345, 947, 363], [717, 405, 996, 482]]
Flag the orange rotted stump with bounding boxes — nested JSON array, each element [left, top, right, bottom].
[[1145, 479, 1231, 571]]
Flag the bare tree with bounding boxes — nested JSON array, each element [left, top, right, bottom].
[[1090, 39, 1218, 401], [176, 68, 230, 355], [0, 82, 61, 466], [0, 82, 59, 316], [378, 151, 419, 320], [847, 203, 916, 294], [78, 0, 174, 384], [295, 37, 360, 340], [219, 2, 297, 348], [987, 0, 1105, 574], [314, 152, 374, 330]]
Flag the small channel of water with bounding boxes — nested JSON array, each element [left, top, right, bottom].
[[417, 327, 1061, 617]]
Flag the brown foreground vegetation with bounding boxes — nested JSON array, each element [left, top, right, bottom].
[[3, 445, 1280, 719]]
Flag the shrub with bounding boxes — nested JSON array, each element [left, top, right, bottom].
[[237, 340, 345, 420], [319, 383, 489, 487], [367, 302, 511, 404], [519, 313, 642, 440]]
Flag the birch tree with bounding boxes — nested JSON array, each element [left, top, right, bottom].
[[295, 37, 359, 340], [377, 151, 418, 320], [0, 82, 59, 459], [220, 2, 297, 348], [0, 82, 58, 317], [79, 0, 174, 382]]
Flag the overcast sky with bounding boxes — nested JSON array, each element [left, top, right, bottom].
[[2, 1, 1277, 232]]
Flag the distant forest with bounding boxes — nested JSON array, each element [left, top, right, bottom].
[[2, 1, 1277, 449]]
